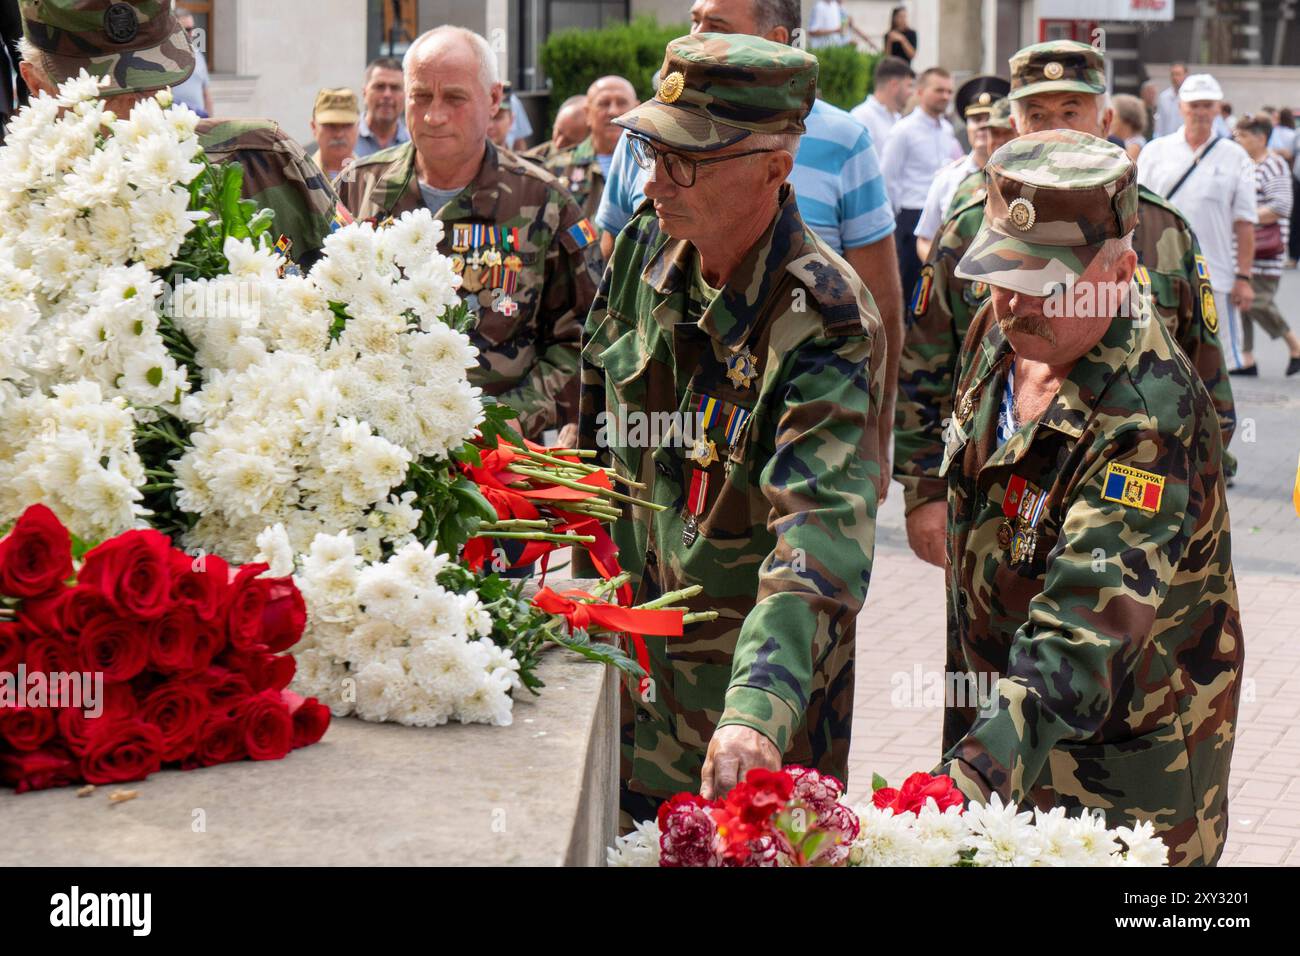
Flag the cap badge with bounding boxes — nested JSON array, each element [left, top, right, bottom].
[[658, 71, 686, 104], [978, 92, 991, 105], [104, 2, 140, 44], [1043, 61, 1064, 80], [1008, 197, 1036, 231]]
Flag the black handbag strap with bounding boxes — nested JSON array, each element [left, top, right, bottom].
[[1165, 136, 1222, 202]]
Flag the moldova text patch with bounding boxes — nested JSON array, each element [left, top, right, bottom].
[[1101, 462, 1165, 513]]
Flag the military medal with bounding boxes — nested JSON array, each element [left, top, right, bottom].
[[482, 247, 503, 268], [498, 263, 520, 317], [451, 224, 470, 253], [725, 347, 759, 389], [683, 468, 709, 547], [450, 254, 465, 274], [689, 437, 719, 468], [996, 520, 1014, 550], [1010, 486, 1047, 565], [1002, 475, 1027, 517], [461, 266, 484, 294]]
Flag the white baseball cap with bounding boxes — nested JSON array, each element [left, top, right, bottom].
[[1179, 73, 1223, 103]]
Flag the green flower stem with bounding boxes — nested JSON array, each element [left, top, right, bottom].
[[543, 448, 598, 459], [506, 465, 666, 511], [681, 612, 718, 625], [480, 530, 596, 544], [636, 584, 704, 609], [479, 519, 551, 530]]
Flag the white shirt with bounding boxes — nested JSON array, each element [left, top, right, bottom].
[[850, 95, 900, 155], [1154, 86, 1182, 139], [808, 1, 848, 49], [1138, 130, 1258, 292], [915, 153, 979, 241], [880, 109, 963, 212]]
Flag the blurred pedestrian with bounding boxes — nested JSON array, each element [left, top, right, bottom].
[[850, 55, 914, 152], [170, 6, 211, 116], [505, 90, 532, 151], [309, 88, 360, 181], [487, 81, 514, 148], [1140, 79, 1159, 135], [0, 0, 28, 143], [1269, 107, 1296, 163], [880, 66, 959, 316], [1153, 61, 1187, 139], [522, 95, 588, 163], [1140, 73, 1258, 370], [1110, 93, 1148, 162], [884, 5, 916, 64], [356, 57, 408, 159], [808, 0, 877, 50], [1232, 115, 1300, 376]]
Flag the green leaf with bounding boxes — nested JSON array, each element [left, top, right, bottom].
[[871, 773, 889, 793], [70, 533, 96, 562]]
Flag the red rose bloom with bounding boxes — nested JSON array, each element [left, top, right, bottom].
[[226, 564, 270, 651], [0, 746, 80, 793], [873, 772, 965, 815], [226, 650, 296, 692], [141, 682, 210, 762], [77, 529, 173, 620], [0, 621, 25, 672], [78, 611, 149, 682], [24, 634, 80, 675], [260, 576, 306, 654], [0, 706, 57, 751], [58, 684, 140, 756], [186, 714, 247, 768], [168, 549, 230, 623], [18, 592, 68, 639], [281, 691, 330, 748], [235, 689, 293, 761], [0, 504, 73, 599], [148, 606, 202, 674], [59, 587, 116, 642], [196, 667, 254, 715], [79, 718, 163, 784]]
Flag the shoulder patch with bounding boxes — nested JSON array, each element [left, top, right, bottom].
[[1201, 284, 1219, 334], [786, 252, 866, 333], [566, 218, 597, 248], [1101, 462, 1165, 513], [1134, 264, 1151, 287], [911, 264, 935, 316]]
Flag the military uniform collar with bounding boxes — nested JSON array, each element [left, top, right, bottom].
[[641, 184, 805, 352], [968, 296, 1140, 446], [402, 140, 505, 220]]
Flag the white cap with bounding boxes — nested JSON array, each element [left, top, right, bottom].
[[1179, 73, 1223, 103]]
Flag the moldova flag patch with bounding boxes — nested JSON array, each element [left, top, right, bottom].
[[1194, 254, 1210, 281], [568, 218, 597, 247], [911, 264, 934, 316], [1101, 462, 1165, 513]]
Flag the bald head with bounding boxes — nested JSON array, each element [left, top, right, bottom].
[[552, 100, 590, 152], [586, 74, 637, 154]]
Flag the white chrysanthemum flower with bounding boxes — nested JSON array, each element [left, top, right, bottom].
[[848, 806, 920, 866], [1067, 809, 1123, 866], [254, 523, 297, 577], [1114, 820, 1169, 867], [962, 793, 1041, 867], [126, 131, 204, 188], [223, 236, 284, 282], [911, 801, 968, 867], [607, 819, 662, 867]]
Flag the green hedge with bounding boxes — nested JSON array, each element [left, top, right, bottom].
[[811, 45, 881, 112], [539, 21, 880, 124], [539, 17, 690, 128]]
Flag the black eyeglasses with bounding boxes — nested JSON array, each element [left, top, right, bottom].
[[627, 135, 776, 188]]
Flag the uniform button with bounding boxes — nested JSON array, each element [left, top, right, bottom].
[[635, 711, 650, 723]]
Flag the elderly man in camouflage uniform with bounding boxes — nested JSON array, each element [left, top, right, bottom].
[[896, 40, 1236, 567], [936, 130, 1243, 867], [17, 0, 339, 270], [578, 34, 885, 825], [338, 26, 600, 441], [543, 76, 637, 231]]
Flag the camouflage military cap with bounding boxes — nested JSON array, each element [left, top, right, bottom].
[[957, 74, 1010, 121], [20, 0, 194, 96], [955, 130, 1139, 296], [983, 97, 1013, 130], [612, 33, 816, 153], [1009, 40, 1106, 100]]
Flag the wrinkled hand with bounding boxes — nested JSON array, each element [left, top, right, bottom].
[[556, 422, 579, 450], [904, 500, 947, 568], [1231, 278, 1254, 313], [700, 724, 781, 801]]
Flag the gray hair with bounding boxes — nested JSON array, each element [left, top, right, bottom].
[[751, 0, 801, 36], [744, 131, 801, 155], [403, 26, 499, 93], [16, 36, 56, 88]]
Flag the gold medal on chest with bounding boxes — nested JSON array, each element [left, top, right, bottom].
[[725, 347, 759, 389]]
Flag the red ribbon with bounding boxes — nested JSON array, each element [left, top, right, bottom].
[[531, 587, 684, 675]]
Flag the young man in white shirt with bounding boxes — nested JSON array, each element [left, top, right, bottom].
[[850, 55, 914, 152], [1139, 73, 1258, 369], [880, 67, 961, 312]]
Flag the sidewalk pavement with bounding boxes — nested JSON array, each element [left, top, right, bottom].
[[848, 269, 1300, 866]]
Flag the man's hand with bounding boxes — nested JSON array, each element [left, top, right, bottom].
[[1231, 277, 1255, 312], [904, 500, 947, 567], [700, 724, 781, 801], [556, 422, 579, 449]]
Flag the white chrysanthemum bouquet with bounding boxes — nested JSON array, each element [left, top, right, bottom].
[[0, 73, 669, 730]]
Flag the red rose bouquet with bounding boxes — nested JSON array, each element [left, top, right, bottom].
[[0, 504, 329, 793]]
